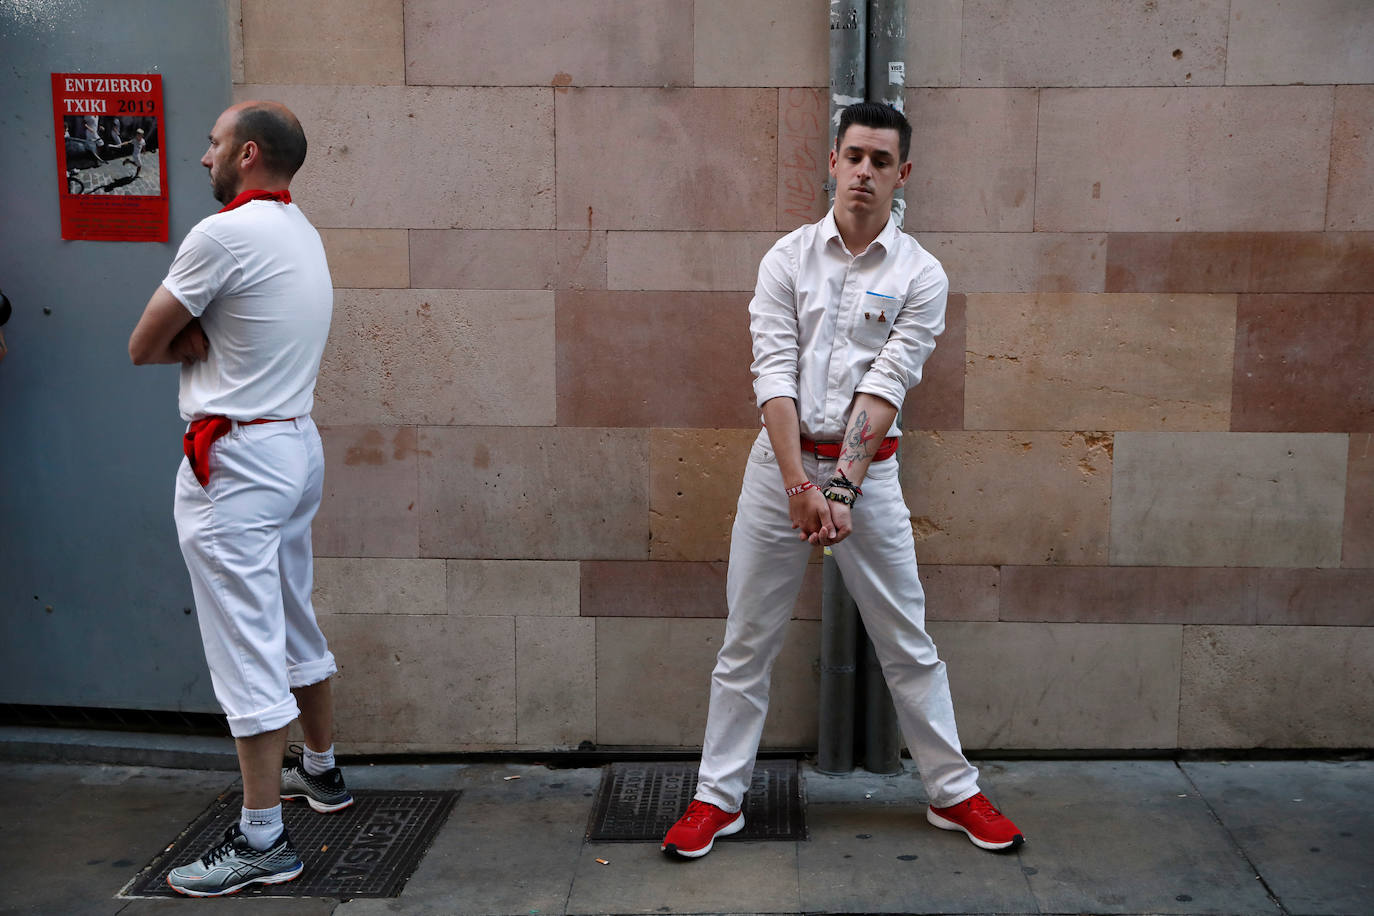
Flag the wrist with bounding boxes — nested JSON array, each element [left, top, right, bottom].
[[784, 480, 815, 498], [823, 471, 862, 506], [822, 487, 854, 507]]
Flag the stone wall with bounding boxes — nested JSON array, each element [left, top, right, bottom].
[[230, 0, 1374, 753]]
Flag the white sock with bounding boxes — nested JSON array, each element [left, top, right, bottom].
[[302, 744, 336, 776], [239, 804, 283, 851]]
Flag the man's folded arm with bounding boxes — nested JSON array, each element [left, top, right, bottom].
[[129, 285, 196, 365]]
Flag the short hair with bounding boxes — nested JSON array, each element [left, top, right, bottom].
[[836, 102, 911, 163], [232, 103, 307, 178]]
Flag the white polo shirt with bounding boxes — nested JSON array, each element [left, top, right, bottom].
[[748, 209, 948, 441], [162, 200, 333, 422]]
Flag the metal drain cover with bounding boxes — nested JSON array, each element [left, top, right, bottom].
[[124, 789, 459, 899], [587, 760, 805, 842]]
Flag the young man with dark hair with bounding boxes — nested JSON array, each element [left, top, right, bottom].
[[130, 101, 352, 896], [662, 102, 1023, 859]]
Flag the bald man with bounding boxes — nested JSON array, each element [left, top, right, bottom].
[[131, 101, 350, 897]]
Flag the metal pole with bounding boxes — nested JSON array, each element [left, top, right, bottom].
[[859, 617, 903, 774], [818, 0, 867, 774], [854, 0, 907, 774], [865, 0, 906, 223], [817, 548, 858, 774], [828, 0, 866, 205]]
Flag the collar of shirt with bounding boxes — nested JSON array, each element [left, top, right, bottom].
[[818, 207, 901, 260]]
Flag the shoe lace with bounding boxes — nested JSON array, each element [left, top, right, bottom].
[[200, 827, 241, 867], [680, 799, 721, 827], [964, 793, 1003, 819]]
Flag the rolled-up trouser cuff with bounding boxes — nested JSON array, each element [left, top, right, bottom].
[[226, 694, 301, 738], [693, 784, 742, 814], [288, 653, 337, 690], [932, 784, 982, 809]]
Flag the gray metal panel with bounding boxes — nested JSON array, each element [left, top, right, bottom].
[[0, 0, 233, 711]]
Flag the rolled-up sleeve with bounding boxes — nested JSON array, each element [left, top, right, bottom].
[[749, 241, 801, 408], [855, 259, 947, 408]]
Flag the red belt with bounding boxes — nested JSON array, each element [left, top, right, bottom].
[[799, 435, 900, 462], [182, 416, 292, 486]]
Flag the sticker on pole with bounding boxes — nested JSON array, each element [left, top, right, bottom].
[[51, 72, 170, 241], [888, 61, 905, 85]]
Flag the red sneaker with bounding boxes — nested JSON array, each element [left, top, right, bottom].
[[661, 799, 745, 858], [927, 792, 1024, 851]]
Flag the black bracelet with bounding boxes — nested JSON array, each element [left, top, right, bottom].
[[824, 472, 862, 499], [822, 488, 854, 507]]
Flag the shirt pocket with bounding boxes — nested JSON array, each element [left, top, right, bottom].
[[851, 291, 898, 349]]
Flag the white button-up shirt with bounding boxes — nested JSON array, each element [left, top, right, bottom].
[[749, 209, 948, 441]]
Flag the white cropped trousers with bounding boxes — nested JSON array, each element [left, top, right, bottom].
[[694, 430, 981, 811], [173, 416, 336, 738]]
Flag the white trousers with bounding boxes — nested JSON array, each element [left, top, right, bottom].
[[695, 429, 981, 811], [173, 416, 336, 738]]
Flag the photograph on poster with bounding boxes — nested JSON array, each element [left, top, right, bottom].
[[62, 115, 160, 196], [51, 72, 169, 241]]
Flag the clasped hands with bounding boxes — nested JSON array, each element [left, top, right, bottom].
[[169, 319, 209, 365], [790, 487, 853, 547]]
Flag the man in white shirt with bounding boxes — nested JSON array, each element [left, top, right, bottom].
[[121, 127, 147, 178], [130, 101, 351, 897], [82, 113, 105, 161], [662, 103, 1023, 859]]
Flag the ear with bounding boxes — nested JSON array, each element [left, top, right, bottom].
[[893, 160, 912, 189], [239, 138, 260, 170], [828, 147, 838, 178]]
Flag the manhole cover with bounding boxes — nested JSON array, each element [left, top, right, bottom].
[[587, 760, 805, 842], [124, 789, 459, 898]]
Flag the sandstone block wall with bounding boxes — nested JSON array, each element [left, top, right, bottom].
[[231, 0, 1373, 753]]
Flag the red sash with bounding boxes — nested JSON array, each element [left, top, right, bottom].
[[182, 417, 290, 486]]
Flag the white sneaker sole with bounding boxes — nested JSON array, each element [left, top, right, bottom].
[[926, 808, 1023, 851], [166, 861, 304, 897], [282, 791, 354, 814], [661, 812, 745, 858]]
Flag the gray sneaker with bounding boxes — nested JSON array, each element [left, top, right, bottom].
[[166, 824, 303, 897], [281, 747, 354, 813]]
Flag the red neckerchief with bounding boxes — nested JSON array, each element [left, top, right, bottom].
[[218, 188, 292, 213]]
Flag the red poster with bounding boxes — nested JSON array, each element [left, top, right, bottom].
[[52, 73, 169, 242]]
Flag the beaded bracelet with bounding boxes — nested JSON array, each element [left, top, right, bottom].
[[824, 472, 862, 499], [822, 489, 854, 507], [784, 481, 815, 498]]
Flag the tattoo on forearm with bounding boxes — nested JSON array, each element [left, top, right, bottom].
[[839, 410, 879, 465]]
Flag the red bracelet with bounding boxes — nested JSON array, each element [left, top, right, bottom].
[[784, 481, 815, 498]]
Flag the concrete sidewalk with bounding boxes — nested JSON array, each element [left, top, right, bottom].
[[0, 739, 1369, 915]]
